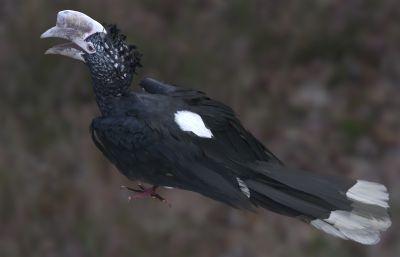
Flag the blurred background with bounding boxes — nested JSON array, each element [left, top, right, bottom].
[[0, 0, 399, 256]]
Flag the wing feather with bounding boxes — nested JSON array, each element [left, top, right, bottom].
[[140, 77, 282, 164]]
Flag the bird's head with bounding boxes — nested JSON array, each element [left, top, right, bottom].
[[41, 10, 141, 91]]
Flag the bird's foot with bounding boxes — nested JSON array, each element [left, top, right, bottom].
[[120, 184, 171, 207]]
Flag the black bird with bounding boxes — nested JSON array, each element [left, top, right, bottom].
[[41, 10, 391, 245]]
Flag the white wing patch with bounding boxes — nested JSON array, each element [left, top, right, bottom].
[[237, 177, 251, 198], [174, 110, 213, 138]]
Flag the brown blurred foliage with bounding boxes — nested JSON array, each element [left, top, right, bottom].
[[0, 0, 399, 257]]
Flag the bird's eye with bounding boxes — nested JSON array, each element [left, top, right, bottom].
[[87, 43, 95, 53]]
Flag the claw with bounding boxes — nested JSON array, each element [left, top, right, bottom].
[[120, 185, 142, 193], [120, 184, 171, 207]]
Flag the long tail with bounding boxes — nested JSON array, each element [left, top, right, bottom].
[[244, 162, 391, 245]]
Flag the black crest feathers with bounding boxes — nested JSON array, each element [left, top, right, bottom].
[[104, 24, 142, 73]]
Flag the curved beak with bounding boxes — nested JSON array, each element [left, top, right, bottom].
[[41, 10, 106, 62]]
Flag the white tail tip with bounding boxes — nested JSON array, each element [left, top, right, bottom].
[[346, 180, 389, 208], [311, 180, 391, 244]]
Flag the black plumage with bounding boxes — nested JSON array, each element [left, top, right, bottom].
[[42, 10, 391, 245]]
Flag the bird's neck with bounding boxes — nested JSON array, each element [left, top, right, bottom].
[[92, 77, 131, 115]]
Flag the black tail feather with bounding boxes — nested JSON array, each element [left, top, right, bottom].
[[245, 162, 391, 245]]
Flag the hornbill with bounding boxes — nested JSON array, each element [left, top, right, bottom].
[[41, 10, 391, 245]]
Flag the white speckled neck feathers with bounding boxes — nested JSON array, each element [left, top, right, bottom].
[[83, 25, 142, 115]]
